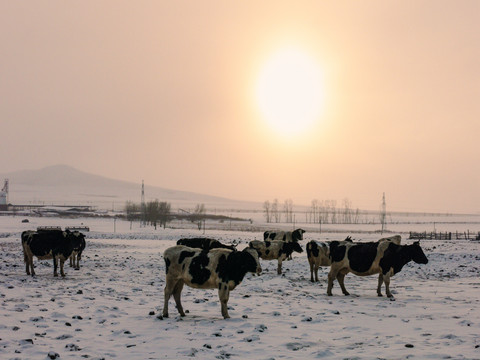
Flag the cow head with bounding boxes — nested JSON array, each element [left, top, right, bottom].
[[292, 229, 306, 241], [410, 241, 428, 264]]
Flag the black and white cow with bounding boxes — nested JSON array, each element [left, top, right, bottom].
[[68, 231, 86, 270], [306, 235, 398, 283], [249, 240, 303, 274], [263, 228, 305, 242], [162, 245, 261, 319], [327, 240, 428, 297], [176, 238, 236, 251], [263, 228, 305, 260], [21, 229, 85, 277], [306, 237, 353, 282]]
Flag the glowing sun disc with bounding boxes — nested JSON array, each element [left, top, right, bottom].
[[256, 48, 325, 136]]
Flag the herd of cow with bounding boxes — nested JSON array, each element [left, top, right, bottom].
[[19, 228, 429, 320], [164, 229, 428, 319], [21, 228, 86, 277]]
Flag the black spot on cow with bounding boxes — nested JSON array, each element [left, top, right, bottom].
[[282, 234, 286, 241], [179, 251, 195, 264], [329, 241, 346, 262], [284, 241, 303, 256], [265, 249, 270, 256], [265, 241, 271, 247], [216, 250, 257, 286], [292, 229, 305, 241], [165, 258, 171, 275], [348, 242, 379, 273], [266, 233, 276, 240], [189, 252, 211, 285], [307, 241, 319, 258]]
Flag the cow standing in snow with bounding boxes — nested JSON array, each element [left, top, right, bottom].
[[306, 237, 352, 282], [307, 235, 399, 283], [21, 229, 85, 277], [249, 240, 303, 274], [162, 246, 261, 319], [327, 240, 428, 297], [68, 231, 86, 270], [263, 229, 305, 260]]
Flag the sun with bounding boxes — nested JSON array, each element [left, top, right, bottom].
[[255, 47, 325, 136]]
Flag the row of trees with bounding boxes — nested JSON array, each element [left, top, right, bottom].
[[264, 198, 369, 224], [124, 201, 208, 230], [125, 200, 171, 229], [263, 199, 294, 223]]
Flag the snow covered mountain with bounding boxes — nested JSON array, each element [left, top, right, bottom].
[[0, 165, 257, 211]]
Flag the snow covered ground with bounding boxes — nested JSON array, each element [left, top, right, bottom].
[[0, 216, 479, 359]]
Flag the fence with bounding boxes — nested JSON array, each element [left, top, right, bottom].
[[409, 231, 480, 241]]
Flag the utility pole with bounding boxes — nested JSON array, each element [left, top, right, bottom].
[[380, 192, 387, 234], [141, 180, 146, 227]]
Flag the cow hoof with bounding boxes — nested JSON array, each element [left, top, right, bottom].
[[378, 294, 383, 297], [54, 274, 58, 277]]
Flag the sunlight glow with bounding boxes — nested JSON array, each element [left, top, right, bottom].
[[255, 48, 325, 136]]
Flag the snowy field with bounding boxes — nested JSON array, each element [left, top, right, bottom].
[[1, 216, 479, 359]]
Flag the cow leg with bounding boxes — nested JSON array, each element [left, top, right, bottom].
[[69, 255, 74, 267], [60, 259, 66, 277], [314, 264, 319, 282], [23, 251, 30, 275], [29, 256, 35, 276], [162, 277, 177, 318], [327, 268, 338, 296], [172, 280, 185, 317], [25, 255, 32, 275], [309, 261, 315, 282], [53, 255, 58, 277], [76, 254, 81, 270], [383, 273, 393, 298], [336, 273, 350, 296], [218, 283, 230, 319], [277, 259, 283, 275], [377, 274, 384, 297]]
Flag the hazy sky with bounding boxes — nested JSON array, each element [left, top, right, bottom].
[[1, 1, 479, 213]]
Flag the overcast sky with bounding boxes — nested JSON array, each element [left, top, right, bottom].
[[1, 1, 479, 213]]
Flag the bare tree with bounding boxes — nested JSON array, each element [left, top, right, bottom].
[[283, 199, 294, 223], [263, 200, 271, 223], [158, 201, 171, 229], [342, 198, 352, 224], [125, 201, 139, 229], [272, 198, 281, 223], [193, 203, 206, 230], [311, 199, 319, 223]]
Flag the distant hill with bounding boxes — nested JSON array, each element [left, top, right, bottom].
[[0, 165, 258, 211]]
